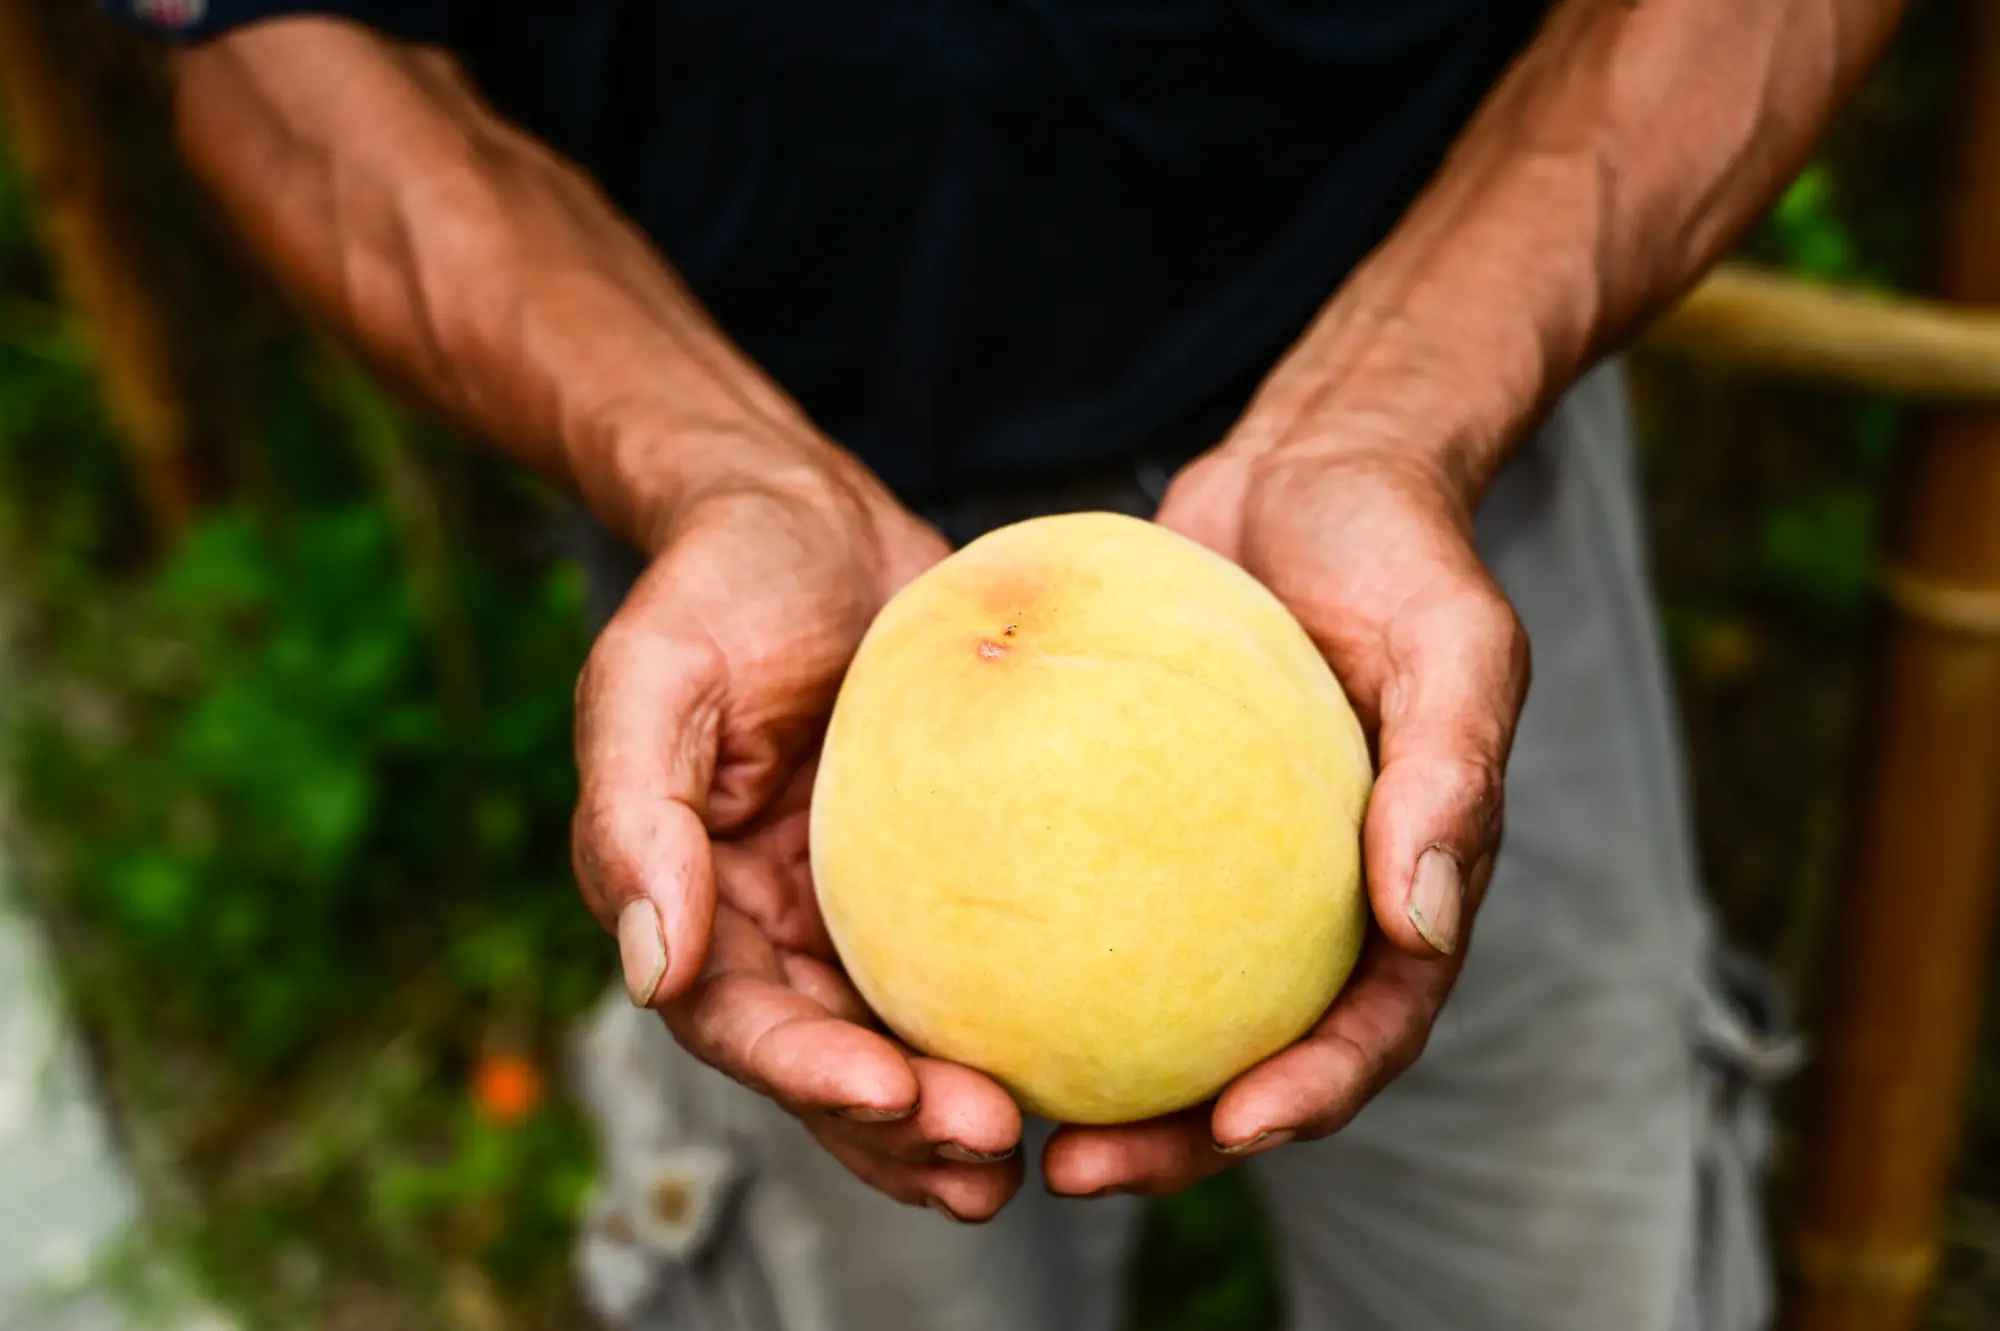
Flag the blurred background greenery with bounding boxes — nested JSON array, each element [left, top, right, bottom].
[[2, 1, 1997, 1329]]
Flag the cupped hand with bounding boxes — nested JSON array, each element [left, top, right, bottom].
[[570, 458, 1025, 1221], [1042, 439, 1530, 1199]]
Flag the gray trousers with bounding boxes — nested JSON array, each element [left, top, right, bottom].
[[565, 363, 1797, 1331]]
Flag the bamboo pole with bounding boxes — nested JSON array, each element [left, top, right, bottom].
[[0, 0, 203, 544], [1644, 263, 2000, 404], [1781, 6, 2000, 1330]]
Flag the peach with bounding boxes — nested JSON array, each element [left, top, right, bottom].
[[811, 512, 1372, 1124]]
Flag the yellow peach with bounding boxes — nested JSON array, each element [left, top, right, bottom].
[[810, 512, 1372, 1124]]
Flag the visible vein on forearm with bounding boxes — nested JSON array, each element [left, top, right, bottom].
[[1250, 0, 1906, 489]]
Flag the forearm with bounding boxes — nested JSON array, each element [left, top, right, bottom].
[[1243, 0, 1907, 504], [171, 18, 853, 552]]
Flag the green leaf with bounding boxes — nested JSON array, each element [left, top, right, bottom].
[[1752, 484, 1877, 620], [288, 758, 376, 864], [1773, 164, 1835, 230], [108, 853, 198, 938]]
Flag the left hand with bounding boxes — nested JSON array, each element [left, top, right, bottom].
[[1039, 430, 1530, 1199]]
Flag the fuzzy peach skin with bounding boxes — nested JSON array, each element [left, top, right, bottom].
[[810, 512, 1373, 1124]]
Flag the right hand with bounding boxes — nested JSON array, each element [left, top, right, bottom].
[[570, 449, 1028, 1221]]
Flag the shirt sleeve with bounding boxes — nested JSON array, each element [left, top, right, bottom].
[[102, 0, 461, 44]]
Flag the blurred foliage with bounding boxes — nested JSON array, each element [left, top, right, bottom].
[[1724, 165, 1909, 625], [13, 499, 594, 1065], [0, 93, 603, 1323], [1637, 0, 1953, 980], [1630, 5, 2000, 1325], [1127, 1173, 1282, 1331]]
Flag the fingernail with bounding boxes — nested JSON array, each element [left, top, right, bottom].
[[617, 899, 668, 1006], [838, 1103, 919, 1123], [1407, 847, 1464, 956], [924, 1195, 965, 1223], [936, 1142, 1016, 1165], [1215, 1128, 1295, 1158]]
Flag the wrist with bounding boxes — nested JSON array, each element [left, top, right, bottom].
[[569, 415, 844, 551], [1230, 100, 1633, 512], [1233, 322, 1551, 517], [1238, 222, 1601, 512], [565, 396, 928, 591]]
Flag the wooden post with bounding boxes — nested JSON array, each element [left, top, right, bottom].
[[1782, 6, 2000, 1330], [1644, 263, 2000, 404], [0, 0, 204, 544]]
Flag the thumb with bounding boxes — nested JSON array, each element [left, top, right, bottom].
[[1359, 583, 1528, 958], [571, 558, 731, 1008]]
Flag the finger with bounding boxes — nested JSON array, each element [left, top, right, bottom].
[[777, 950, 874, 1024], [1364, 581, 1526, 958], [1208, 934, 1456, 1147], [766, 959, 1026, 1165], [1041, 1108, 1226, 1199], [571, 560, 732, 1005], [1152, 449, 1249, 556], [819, 1056, 1024, 1165], [808, 1119, 1026, 1222], [663, 904, 920, 1118]]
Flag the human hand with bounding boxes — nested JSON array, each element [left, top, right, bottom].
[[1041, 433, 1530, 1199], [571, 450, 1028, 1221]]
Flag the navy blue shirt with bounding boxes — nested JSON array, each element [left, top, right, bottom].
[[118, 1, 1548, 502]]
